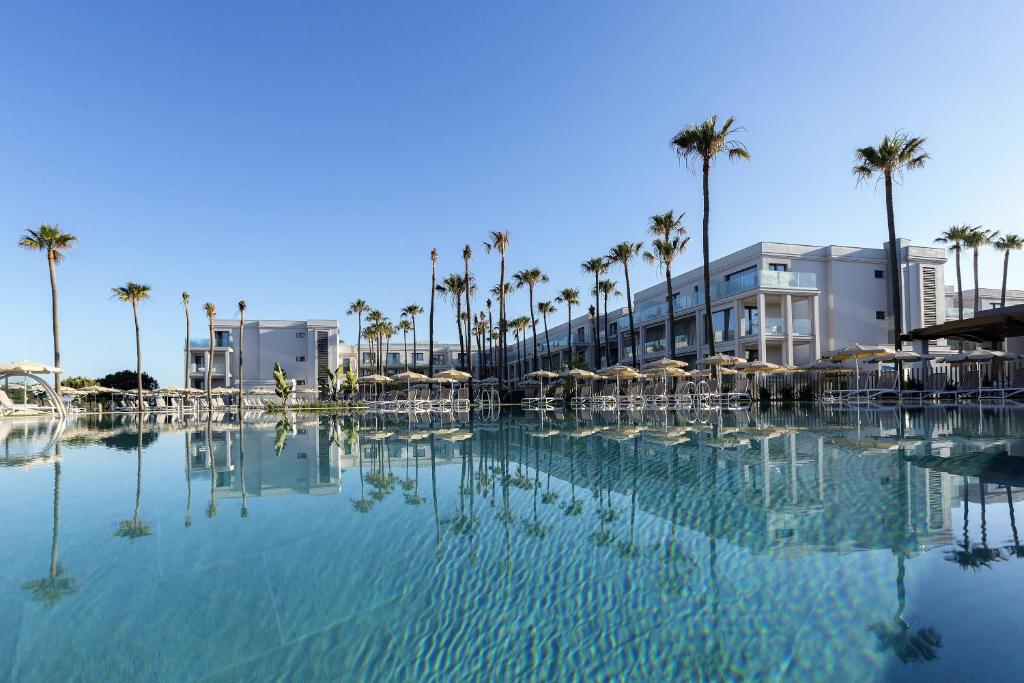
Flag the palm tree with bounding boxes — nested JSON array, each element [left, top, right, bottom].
[[672, 116, 750, 356], [474, 313, 488, 373], [18, 225, 78, 395], [511, 316, 530, 380], [400, 304, 424, 370], [597, 279, 621, 366], [607, 242, 643, 368], [537, 301, 557, 370], [347, 299, 370, 375], [581, 258, 608, 369], [111, 282, 152, 411], [21, 450, 77, 606], [366, 309, 386, 372], [463, 244, 475, 380], [115, 428, 152, 540], [397, 318, 413, 370], [993, 234, 1023, 308], [237, 300, 246, 412], [438, 274, 467, 369], [556, 287, 581, 367], [643, 211, 689, 359], [382, 320, 396, 374], [182, 292, 191, 388], [853, 132, 928, 349], [203, 302, 216, 407], [491, 282, 514, 378], [485, 298, 494, 376], [484, 230, 511, 387], [934, 225, 975, 320], [513, 268, 549, 373], [962, 227, 996, 314]]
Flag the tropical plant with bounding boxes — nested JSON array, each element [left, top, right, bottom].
[[672, 115, 750, 356], [643, 210, 690, 359], [17, 224, 77, 395], [342, 368, 358, 397], [484, 230, 511, 386], [853, 131, 928, 349], [934, 225, 975, 320], [62, 376, 97, 389], [993, 233, 1023, 308], [318, 365, 346, 402], [581, 257, 608, 368], [347, 299, 370, 374], [437, 274, 468, 369], [203, 302, 216, 406], [428, 249, 438, 376], [962, 227, 996, 314], [555, 287, 581, 367], [513, 267, 550, 371], [366, 309, 386, 373], [607, 242, 643, 367], [463, 244, 475, 380], [537, 301, 557, 370], [111, 282, 152, 411], [397, 318, 413, 370], [400, 304, 424, 370], [181, 291, 191, 387], [511, 316, 530, 380], [596, 279, 620, 366], [96, 370, 158, 391], [273, 361, 293, 405]]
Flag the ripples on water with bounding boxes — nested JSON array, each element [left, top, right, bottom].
[[3, 405, 1024, 681]]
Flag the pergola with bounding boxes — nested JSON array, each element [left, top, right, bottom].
[[904, 304, 1024, 344]]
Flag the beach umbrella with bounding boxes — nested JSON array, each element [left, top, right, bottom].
[[434, 369, 472, 382], [696, 353, 743, 366], [828, 343, 889, 391], [597, 364, 641, 397], [643, 357, 688, 370], [560, 368, 599, 380], [0, 360, 63, 374], [525, 370, 559, 401], [391, 371, 430, 399]]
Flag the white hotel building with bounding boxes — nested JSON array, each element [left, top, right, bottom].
[[189, 238, 961, 388]]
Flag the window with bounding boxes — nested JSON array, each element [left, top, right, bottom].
[[295, 332, 306, 338], [296, 355, 306, 362], [768, 263, 788, 272], [743, 306, 759, 336], [387, 353, 400, 365], [874, 270, 884, 279], [875, 311, 886, 320], [342, 358, 351, 370], [432, 353, 447, 365], [609, 322, 618, 335], [725, 265, 756, 282], [413, 352, 424, 362], [712, 309, 734, 342], [362, 352, 373, 363], [577, 326, 586, 340], [296, 379, 306, 386], [214, 330, 230, 346]]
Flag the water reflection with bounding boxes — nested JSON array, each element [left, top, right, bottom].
[[3, 405, 1024, 680]]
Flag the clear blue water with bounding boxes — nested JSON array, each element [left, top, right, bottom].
[[3, 406, 1024, 681]]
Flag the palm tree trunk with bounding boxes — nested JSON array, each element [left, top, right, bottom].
[[356, 313, 362, 376], [47, 252, 62, 395], [1001, 250, 1010, 308], [49, 459, 61, 577], [973, 247, 981, 315], [593, 273, 601, 369], [184, 304, 191, 388], [624, 265, 637, 368], [701, 159, 715, 357], [133, 301, 144, 412], [464, 263, 474, 381], [603, 292, 611, 366], [411, 317, 417, 372], [403, 331, 409, 371], [499, 257, 506, 387], [238, 310, 245, 414], [566, 304, 573, 368], [207, 317, 214, 409], [955, 247, 964, 320], [542, 316, 551, 371], [487, 310, 494, 377], [665, 264, 676, 359], [455, 300, 465, 370], [883, 172, 904, 350], [429, 263, 436, 376], [529, 288, 538, 372], [134, 429, 143, 523], [384, 335, 391, 374]]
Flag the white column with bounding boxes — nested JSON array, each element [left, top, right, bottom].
[[757, 291, 767, 361], [811, 294, 821, 359], [733, 299, 743, 356], [784, 294, 794, 365]]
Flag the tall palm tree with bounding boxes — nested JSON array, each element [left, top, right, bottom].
[[237, 300, 246, 413], [484, 230, 511, 387], [537, 301, 557, 370], [438, 274, 468, 369], [643, 211, 689, 359], [474, 313, 488, 373], [597, 279, 621, 366], [362, 326, 379, 375], [115, 428, 152, 540], [204, 302, 216, 407], [993, 234, 1023, 308], [182, 292, 191, 388], [511, 316, 530, 380], [111, 282, 152, 412], [607, 242, 643, 368], [463, 244, 475, 380], [556, 287, 581, 368], [347, 299, 370, 375], [400, 304, 424, 370], [581, 257, 608, 369], [491, 283, 514, 379], [398, 318, 413, 370], [853, 131, 928, 349], [513, 267, 549, 372], [18, 224, 78, 395], [934, 225, 975, 320], [672, 116, 750, 356], [428, 249, 439, 375], [485, 298, 494, 376], [963, 227, 996, 314], [366, 309, 386, 373], [382, 320, 396, 374]]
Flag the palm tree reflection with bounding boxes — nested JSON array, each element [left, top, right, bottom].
[[115, 427, 152, 539], [21, 446, 78, 606]]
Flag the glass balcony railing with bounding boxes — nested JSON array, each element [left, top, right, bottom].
[[757, 270, 817, 290], [643, 339, 666, 355], [946, 307, 975, 319], [792, 318, 813, 335], [673, 334, 693, 348], [763, 318, 785, 336], [712, 329, 735, 343], [638, 303, 668, 322]]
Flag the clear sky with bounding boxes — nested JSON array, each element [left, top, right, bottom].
[[3, 1, 1022, 385]]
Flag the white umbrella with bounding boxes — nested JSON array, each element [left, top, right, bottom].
[[0, 360, 63, 374], [524, 370, 559, 401]]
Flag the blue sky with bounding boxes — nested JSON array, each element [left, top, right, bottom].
[[3, 1, 1022, 385]]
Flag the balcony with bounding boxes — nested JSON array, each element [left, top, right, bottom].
[[643, 339, 666, 355], [673, 334, 693, 348], [190, 364, 227, 376], [792, 318, 813, 335]]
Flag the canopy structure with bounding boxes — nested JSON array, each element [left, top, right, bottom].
[[643, 358, 688, 370], [0, 360, 66, 417], [434, 369, 472, 382], [905, 304, 1024, 343]]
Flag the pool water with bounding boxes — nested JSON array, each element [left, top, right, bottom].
[[3, 406, 1024, 681]]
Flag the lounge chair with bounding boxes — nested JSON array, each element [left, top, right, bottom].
[[955, 371, 982, 401], [850, 372, 900, 403], [723, 375, 752, 406], [0, 390, 53, 415], [571, 384, 592, 408], [978, 368, 1024, 401], [521, 385, 541, 409], [454, 387, 470, 411]]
